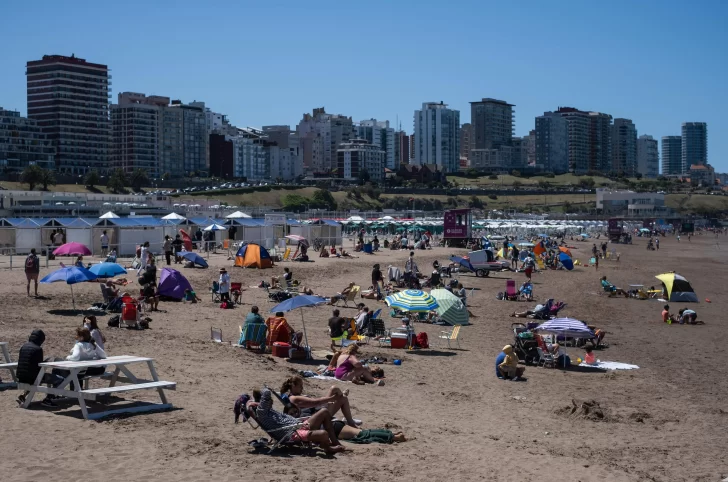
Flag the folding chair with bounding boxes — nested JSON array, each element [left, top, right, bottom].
[[438, 325, 462, 349], [505, 280, 518, 301], [536, 347, 556, 368], [368, 319, 390, 346], [211, 281, 221, 302], [211, 327, 223, 343], [237, 324, 266, 351], [231, 282, 243, 304], [335, 286, 360, 307], [120, 297, 141, 329]]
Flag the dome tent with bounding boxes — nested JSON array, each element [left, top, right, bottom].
[[234, 243, 273, 269]]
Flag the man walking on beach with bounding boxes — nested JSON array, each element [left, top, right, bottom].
[[24, 248, 40, 297]]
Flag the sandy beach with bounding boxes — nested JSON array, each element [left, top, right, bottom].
[[1, 235, 727, 482]]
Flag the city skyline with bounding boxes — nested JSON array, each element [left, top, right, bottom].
[[1, 1, 726, 171]]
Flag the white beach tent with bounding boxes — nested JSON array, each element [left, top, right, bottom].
[[162, 213, 187, 221], [226, 211, 252, 219], [99, 211, 120, 219]]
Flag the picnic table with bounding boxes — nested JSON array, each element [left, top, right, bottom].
[[0, 342, 18, 387], [19, 355, 175, 420]]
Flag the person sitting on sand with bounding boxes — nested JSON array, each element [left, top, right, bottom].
[[319, 245, 329, 258], [662, 304, 678, 324], [678, 308, 700, 325], [75, 255, 84, 268], [584, 346, 597, 365], [183, 288, 201, 303], [279, 375, 358, 426], [335, 345, 377, 384], [272, 267, 292, 289], [142, 282, 160, 311], [246, 388, 347, 454], [601, 276, 628, 297], [354, 240, 364, 252], [497, 345, 525, 381], [329, 282, 355, 305]]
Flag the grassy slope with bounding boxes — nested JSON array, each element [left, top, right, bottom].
[[447, 173, 619, 187], [0, 181, 117, 194]]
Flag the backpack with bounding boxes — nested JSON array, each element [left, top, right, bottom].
[[107, 315, 120, 327], [25, 254, 37, 271], [415, 332, 429, 349], [220, 302, 234, 309]]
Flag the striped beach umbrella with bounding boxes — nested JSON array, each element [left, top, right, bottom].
[[430, 289, 469, 325], [534, 318, 594, 338], [385, 289, 439, 312]]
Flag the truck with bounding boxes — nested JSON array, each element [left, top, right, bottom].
[[451, 248, 510, 277]]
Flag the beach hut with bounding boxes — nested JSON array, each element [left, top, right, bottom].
[[5, 218, 43, 254], [93, 218, 165, 256], [289, 219, 342, 247], [234, 242, 273, 269]]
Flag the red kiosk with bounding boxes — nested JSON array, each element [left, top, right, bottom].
[[444, 208, 472, 246]]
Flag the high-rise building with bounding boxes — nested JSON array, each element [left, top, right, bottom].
[[0, 107, 55, 172], [296, 108, 354, 174], [535, 112, 568, 173], [611, 118, 637, 176], [682, 122, 707, 167], [408, 134, 415, 163], [413, 102, 460, 173], [262, 125, 303, 180], [588, 112, 612, 173], [470, 98, 514, 150], [556, 107, 589, 173], [459, 123, 472, 162], [355, 119, 396, 170], [637, 135, 659, 179], [337, 139, 386, 182], [661, 136, 683, 175], [396, 131, 410, 166], [511, 137, 530, 168], [111, 93, 209, 178], [527, 130, 536, 166], [26, 54, 112, 174]]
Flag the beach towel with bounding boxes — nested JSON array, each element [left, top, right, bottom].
[[578, 361, 639, 370]]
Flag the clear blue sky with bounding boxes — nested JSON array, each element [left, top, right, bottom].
[[2, 0, 727, 171]]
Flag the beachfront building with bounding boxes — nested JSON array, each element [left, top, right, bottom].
[[0, 107, 55, 172], [535, 111, 568, 173], [556, 107, 589, 174], [637, 135, 659, 179], [682, 122, 707, 167], [589, 112, 613, 173], [470, 98, 514, 150], [296, 108, 354, 174], [413, 102, 460, 173], [26, 54, 112, 175], [459, 123, 472, 164], [611, 118, 637, 176], [596, 188, 668, 216], [355, 119, 396, 170], [396, 130, 410, 167], [661, 135, 683, 175], [337, 139, 386, 182]]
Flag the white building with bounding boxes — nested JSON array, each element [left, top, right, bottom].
[[337, 139, 386, 182], [355, 119, 396, 170], [637, 135, 659, 178], [596, 188, 667, 216], [413, 102, 460, 173], [469, 148, 512, 171]]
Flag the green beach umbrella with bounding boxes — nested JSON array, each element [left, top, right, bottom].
[[385, 289, 439, 312], [430, 289, 469, 325]]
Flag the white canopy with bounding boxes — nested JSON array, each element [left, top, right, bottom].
[[346, 215, 365, 222], [203, 223, 227, 231], [226, 210, 252, 219], [162, 213, 186, 220], [99, 211, 120, 219], [379, 215, 395, 221]]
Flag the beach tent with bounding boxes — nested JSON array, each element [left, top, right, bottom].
[[558, 252, 574, 270], [234, 242, 273, 269], [655, 273, 698, 302], [157, 268, 193, 300]]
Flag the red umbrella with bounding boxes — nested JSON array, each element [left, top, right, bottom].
[[53, 242, 92, 256]]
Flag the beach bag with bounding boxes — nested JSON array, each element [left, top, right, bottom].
[[496, 292, 505, 300], [107, 315, 120, 327], [220, 301, 234, 309], [25, 255, 36, 270], [415, 332, 429, 349]]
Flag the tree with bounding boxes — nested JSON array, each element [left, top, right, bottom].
[[312, 189, 337, 210], [20, 165, 44, 190], [468, 195, 484, 208], [579, 177, 595, 189], [131, 168, 150, 190], [161, 172, 171, 181], [511, 170, 521, 177], [512, 180, 522, 189], [538, 180, 551, 189], [357, 169, 370, 185], [40, 169, 56, 190], [107, 168, 128, 193], [84, 170, 100, 188]]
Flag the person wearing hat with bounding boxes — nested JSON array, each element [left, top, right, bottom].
[[219, 267, 231, 302], [497, 345, 525, 381]]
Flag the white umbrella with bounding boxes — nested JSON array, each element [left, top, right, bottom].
[[99, 211, 120, 219], [346, 215, 365, 222], [203, 223, 227, 231], [162, 212, 186, 220], [226, 210, 252, 219]]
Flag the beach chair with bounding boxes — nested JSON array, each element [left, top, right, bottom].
[[536, 347, 556, 368], [100, 284, 113, 306], [211, 281, 221, 302], [245, 406, 309, 453], [505, 280, 518, 301], [518, 282, 534, 302], [237, 324, 267, 352], [335, 286, 360, 307], [231, 282, 243, 303], [438, 325, 462, 349], [211, 327, 223, 343], [120, 297, 140, 329]]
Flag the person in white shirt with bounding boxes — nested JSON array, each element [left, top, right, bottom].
[[100, 231, 110, 257], [67, 327, 107, 362], [137, 241, 150, 275], [355, 306, 369, 333], [53, 231, 63, 246], [219, 267, 231, 303], [83, 316, 106, 352]]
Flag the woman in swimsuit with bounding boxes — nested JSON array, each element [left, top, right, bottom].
[[335, 345, 376, 384]]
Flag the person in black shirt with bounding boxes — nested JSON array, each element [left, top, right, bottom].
[[172, 235, 183, 263], [371, 264, 383, 298], [328, 309, 347, 350]]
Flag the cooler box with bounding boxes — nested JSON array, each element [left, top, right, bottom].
[[272, 342, 291, 357], [288, 347, 308, 360], [390, 333, 408, 349]]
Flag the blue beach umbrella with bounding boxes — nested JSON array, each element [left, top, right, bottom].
[[559, 252, 574, 271], [180, 251, 209, 268], [89, 262, 127, 278], [40, 266, 98, 309], [269, 295, 329, 357]]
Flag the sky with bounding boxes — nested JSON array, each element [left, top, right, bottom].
[[2, 0, 727, 171]]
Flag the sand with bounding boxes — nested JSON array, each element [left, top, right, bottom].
[[1, 235, 727, 481]]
